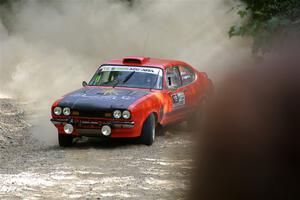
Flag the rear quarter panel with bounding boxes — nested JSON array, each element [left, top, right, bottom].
[[196, 71, 214, 99]]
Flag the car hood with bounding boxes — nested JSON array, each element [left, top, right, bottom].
[[58, 87, 150, 111]]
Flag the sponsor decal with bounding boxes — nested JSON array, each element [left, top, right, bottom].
[[172, 92, 185, 108], [103, 89, 118, 95], [182, 74, 192, 80], [95, 75, 101, 82], [101, 65, 162, 76]]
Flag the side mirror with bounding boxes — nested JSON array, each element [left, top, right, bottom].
[[82, 81, 88, 87]]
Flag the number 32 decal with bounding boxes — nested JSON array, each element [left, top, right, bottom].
[[172, 92, 185, 108]]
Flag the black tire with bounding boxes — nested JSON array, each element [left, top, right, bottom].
[[140, 113, 156, 146], [58, 134, 73, 147]]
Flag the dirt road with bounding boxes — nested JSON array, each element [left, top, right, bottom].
[[0, 99, 195, 200]]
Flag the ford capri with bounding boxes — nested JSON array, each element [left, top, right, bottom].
[[51, 57, 213, 146]]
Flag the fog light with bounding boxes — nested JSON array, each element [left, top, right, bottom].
[[101, 125, 111, 136], [64, 124, 73, 134]]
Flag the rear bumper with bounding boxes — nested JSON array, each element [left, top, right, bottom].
[[51, 118, 140, 138]]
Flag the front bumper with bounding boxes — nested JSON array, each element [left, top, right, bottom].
[[51, 118, 138, 138], [51, 118, 134, 128]]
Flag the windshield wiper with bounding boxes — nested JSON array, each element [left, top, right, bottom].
[[112, 71, 135, 88], [122, 71, 135, 84]]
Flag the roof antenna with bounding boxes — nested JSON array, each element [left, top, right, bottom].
[[142, 32, 150, 57]]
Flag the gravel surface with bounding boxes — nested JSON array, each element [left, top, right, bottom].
[[0, 99, 31, 148], [0, 99, 195, 200]]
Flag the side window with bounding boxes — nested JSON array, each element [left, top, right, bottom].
[[166, 66, 182, 89], [179, 66, 195, 86]]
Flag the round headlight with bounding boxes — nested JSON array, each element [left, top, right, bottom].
[[113, 110, 122, 119], [122, 110, 131, 119], [54, 107, 62, 115], [63, 107, 71, 116], [64, 124, 73, 134]]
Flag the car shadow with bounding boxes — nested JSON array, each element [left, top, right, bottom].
[[71, 137, 140, 149], [163, 122, 194, 134]]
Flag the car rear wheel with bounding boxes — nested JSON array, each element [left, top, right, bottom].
[[58, 134, 73, 147], [140, 113, 156, 146]]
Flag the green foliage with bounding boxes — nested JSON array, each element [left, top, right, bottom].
[[0, 0, 18, 6], [229, 0, 300, 53]]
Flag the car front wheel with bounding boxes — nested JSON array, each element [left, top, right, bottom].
[[58, 134, 73, 147], [140, 113, 156, 146]]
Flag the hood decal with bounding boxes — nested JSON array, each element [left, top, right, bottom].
[[102, 88, 119, 96]]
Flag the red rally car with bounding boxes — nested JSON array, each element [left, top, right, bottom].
[[51, 57, 213, 146]]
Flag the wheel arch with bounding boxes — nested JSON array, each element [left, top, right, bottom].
[[142, 111, 158, 125], [152, 112, 159, 126]]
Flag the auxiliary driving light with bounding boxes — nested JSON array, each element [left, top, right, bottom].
[[64, 124, 74, 134], [101, 125, 111, 136], [113, 110, 122, 119]]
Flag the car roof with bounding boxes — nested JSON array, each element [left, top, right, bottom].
[[103, 56, 188, 70]]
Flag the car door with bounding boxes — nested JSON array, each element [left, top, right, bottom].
[[164, 66, 187, 123], [178, 65, 197, 110]]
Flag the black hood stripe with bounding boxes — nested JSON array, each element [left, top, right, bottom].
[[58, 87, 150, 111]]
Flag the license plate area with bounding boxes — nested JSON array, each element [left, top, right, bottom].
[[76, 120, 112, 129], [80, 121, 102, 126], [77, 128, 103, 137]]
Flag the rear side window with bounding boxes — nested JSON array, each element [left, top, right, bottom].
[[179, 66, 195, 86]]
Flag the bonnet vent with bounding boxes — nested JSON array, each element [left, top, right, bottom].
[[122, 57, 150, 64]]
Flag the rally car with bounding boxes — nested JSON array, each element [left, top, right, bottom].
[[51, 57, 213, 146]]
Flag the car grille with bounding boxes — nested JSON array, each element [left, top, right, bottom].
[[71, 110, 113, 118]]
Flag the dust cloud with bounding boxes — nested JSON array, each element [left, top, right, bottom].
[[0, 0, 251, 145]]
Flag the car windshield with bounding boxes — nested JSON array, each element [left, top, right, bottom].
[[88, 65, 163, 89]]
